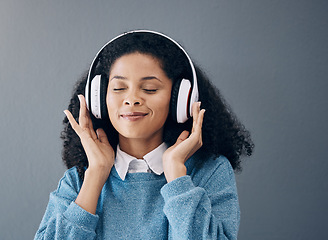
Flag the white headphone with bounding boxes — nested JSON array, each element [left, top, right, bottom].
[[85, 30, 199, 123]]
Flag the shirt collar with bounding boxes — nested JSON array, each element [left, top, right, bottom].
[[114, 142, 167, 180]]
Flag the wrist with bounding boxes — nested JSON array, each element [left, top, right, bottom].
[[75, 167, 111, 215], [85, 166, 111, 188], [163, 161, 187, 183]]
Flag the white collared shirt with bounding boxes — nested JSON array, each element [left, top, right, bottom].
[[114, 142, 168, 180]]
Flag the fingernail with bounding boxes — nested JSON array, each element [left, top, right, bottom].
[[63, 110, 67, 116], [78, 95, 82, 102], [198, 102, 201, 108]]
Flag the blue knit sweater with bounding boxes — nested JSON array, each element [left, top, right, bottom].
[[35, 155, 240, 239]]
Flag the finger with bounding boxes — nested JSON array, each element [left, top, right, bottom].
[[192, 102, 201, 132], [198, 109, 205, 128], [78, 95, 89, 129], [64, 110, 83, 137], [82, 96, 98, 140], [84, 97, 98, 140], [174, 130, 190, 146], [96, 128, 110, 145], [78, 95, 97, 140], [81, 94, 96, 132], [194, 109, 206, 133]]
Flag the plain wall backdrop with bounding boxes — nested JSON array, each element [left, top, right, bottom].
[[1, 0, 327, 239]]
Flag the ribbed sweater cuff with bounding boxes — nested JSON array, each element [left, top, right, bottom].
[[160, 175, 195, 202], [63, 201, 99, 231]]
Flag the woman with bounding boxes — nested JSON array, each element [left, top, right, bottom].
[[35, 30, 254, 239]]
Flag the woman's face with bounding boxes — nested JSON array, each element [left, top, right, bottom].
[[106, 52, 172, 142]]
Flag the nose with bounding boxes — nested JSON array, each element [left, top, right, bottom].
[[124, 90, 142, 106]]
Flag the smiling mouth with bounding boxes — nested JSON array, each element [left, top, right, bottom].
[[120, 112, 149, 121]]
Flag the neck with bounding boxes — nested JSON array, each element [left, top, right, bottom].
[[118, 134, 164, 159]]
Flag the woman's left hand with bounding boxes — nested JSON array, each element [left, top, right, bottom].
[[162, 102, 206, 182]]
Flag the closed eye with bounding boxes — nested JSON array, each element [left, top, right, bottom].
[[143, 89, 157, 93], [113, 88, 126, 91]]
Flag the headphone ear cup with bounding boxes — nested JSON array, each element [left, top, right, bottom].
[[99, 74, 109, 120], [171, 79, 192, 123], [170, 79, 181, 122]]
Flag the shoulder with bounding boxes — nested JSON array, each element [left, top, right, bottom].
[[55, 166, 83, 195], [187, 155, 235, 187], [201, 155, 233, 171]]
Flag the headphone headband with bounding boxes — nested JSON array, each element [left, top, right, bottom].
[[85, 30, 199, 122]]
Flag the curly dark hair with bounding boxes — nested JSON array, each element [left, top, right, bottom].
[[61, 31, 254, 179]]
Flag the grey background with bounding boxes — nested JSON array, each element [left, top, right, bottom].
[[1, 0, 327, 239]]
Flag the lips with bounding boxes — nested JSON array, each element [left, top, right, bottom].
[[120, 112, 149, 121]]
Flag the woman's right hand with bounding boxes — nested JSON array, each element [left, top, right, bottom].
[[64, 94, 114, 184]]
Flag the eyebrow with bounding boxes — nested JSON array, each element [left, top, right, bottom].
[[110, 75, 162, 82]]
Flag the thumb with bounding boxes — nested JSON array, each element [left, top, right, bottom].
[[174, 130, 190, 146]]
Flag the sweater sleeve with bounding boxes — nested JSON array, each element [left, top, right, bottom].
[[160, 156, 240, 240], [34, 167, 99, 240]]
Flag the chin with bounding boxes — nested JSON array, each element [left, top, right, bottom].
[[118, 127, 164, 141]]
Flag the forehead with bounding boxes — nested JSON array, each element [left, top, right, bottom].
[[109, 52, 169, 79], [112, 52, 160, 67]]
